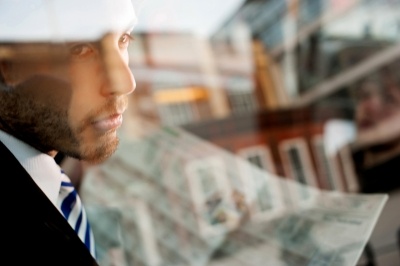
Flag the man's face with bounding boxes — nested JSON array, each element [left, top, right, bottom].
[[0, 32, 136, 163]]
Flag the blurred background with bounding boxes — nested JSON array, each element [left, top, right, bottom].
[[73, 0, 400, 265]]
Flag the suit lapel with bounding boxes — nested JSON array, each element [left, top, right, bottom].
[[0, 140, 98, 265]]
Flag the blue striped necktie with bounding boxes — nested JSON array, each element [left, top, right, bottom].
[[57, 169, 96, 259]]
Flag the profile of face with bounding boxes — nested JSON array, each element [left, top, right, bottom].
[[0, 32, 136, 163], [353, 76, 400, 130]]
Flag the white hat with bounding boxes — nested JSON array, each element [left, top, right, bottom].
[[0, 0, 137, 42]]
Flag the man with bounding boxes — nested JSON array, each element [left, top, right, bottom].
[[0, 0, 137, 264]]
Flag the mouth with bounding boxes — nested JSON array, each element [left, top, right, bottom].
[[92, 113, 123, 133]]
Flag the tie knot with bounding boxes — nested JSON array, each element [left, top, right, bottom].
[[60, 169, 73, 184], [60, 180, 73, 188]]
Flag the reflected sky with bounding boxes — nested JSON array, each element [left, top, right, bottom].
[[133, 0, 245, 37]]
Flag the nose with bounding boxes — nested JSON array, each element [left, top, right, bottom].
[[100, 34, 136, 96]]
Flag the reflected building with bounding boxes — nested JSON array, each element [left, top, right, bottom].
[[118, 1, 400, 265]]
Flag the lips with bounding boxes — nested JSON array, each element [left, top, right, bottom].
[[92, 114, 123, 133]]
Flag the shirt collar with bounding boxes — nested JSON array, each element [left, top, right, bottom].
[[0, 130, 61, 206]]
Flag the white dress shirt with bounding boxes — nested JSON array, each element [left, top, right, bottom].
[[0, 130, 61, 206]]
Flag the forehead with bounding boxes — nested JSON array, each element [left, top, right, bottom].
[[0, 0, 137, 43]]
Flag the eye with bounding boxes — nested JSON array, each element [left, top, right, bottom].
[[69, 43, 94, 58], [119, 33, 133, 49]]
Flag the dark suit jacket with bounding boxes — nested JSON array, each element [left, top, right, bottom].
[[0, 141, 99, 266]]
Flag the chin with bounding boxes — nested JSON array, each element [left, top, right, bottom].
[[80, 136, 119, 164]]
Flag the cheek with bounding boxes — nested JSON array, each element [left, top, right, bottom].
[[8, 61, 69, 86], [69, 57, 104, 91], [12, 75, 73, 111], [67, 89, 93, 131], [14, 61, 46, 78], [67, 62, 103, 125]]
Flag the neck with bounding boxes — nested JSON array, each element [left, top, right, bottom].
[[0, 122, 57, 158], [48, 150, 58, 158]]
